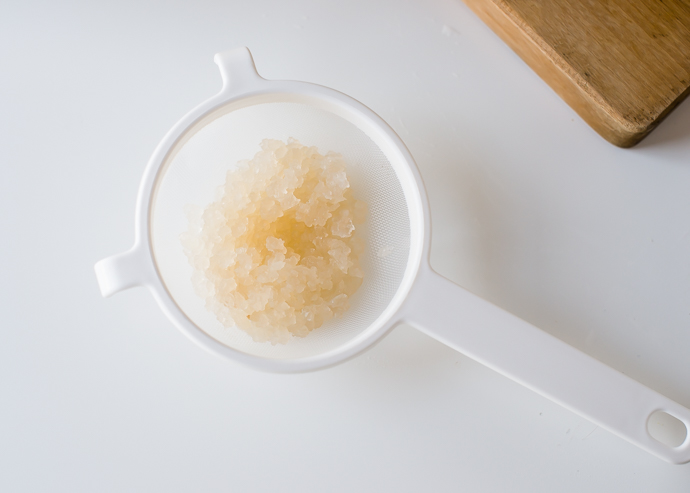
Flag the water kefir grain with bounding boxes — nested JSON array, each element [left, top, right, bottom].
[[181, 138, 367, 345]]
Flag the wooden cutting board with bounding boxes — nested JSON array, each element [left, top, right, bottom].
[[463, 0, 690, 147]]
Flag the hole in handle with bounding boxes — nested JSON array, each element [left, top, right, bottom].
[[647, 411, 688, 448]]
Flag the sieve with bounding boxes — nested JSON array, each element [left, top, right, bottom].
[[95, 47, 690, 463]]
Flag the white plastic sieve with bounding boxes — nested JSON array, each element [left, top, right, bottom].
[[95, 47, 690, 463]]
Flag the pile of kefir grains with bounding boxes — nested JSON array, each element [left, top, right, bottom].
[[181, 139, 367, 345]]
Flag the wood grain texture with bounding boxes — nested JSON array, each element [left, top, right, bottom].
[[463, 0, 690, 147]]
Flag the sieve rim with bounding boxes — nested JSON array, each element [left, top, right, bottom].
[[109, 48, 433, 372]]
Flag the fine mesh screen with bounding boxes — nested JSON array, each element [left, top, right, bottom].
[[151, 100, 411, 359]]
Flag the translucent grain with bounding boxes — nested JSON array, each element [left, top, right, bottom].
[[182, 139, 366, 345]]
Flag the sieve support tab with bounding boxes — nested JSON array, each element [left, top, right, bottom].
[[95, 243, 152, 297], [214, 47, 265, 95]]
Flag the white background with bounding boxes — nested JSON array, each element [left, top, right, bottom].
[[2, 0, 690, 491]]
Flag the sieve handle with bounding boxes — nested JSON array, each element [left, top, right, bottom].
[[403, 267, 690, 464], [94, 243, 153, 297]]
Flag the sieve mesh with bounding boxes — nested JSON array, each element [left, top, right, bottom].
[[151, 99, 411, 359]]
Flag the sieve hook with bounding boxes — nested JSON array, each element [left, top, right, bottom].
[[214, 47, 266, 95], [94, 242, 153, 297]]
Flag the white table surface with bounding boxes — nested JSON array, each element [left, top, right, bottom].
[[2, 0, 690, 491]]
